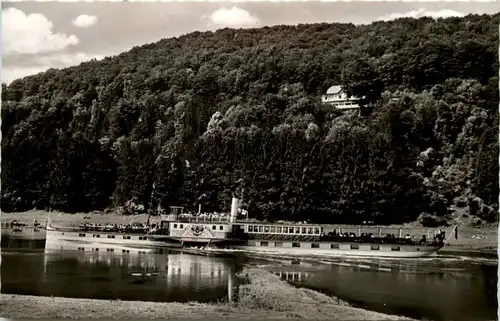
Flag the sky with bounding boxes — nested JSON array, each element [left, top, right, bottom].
[[2, 1, 499, 84]]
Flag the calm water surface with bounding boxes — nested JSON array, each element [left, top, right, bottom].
[[1, 230, 497, 321], [264, 255, 498, 321], [1, 233, 243, 302]]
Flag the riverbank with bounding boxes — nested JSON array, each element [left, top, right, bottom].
[[2, 211, 497, 254], [0, 268, 411, 320], [1, 210, 147, 227]]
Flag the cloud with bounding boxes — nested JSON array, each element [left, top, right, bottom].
[[378, 9, 465, 21], [2, 52, 105, 84], [37, 52, 106, 67], [208, 7, 259, 27], [2, 8, 79, 55], [72, 14, 98, 28]]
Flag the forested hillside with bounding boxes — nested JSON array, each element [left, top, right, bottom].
[[1, 14, 498, 225]]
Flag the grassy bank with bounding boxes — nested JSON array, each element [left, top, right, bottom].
[[441, 225, 497, 255], [2, 211, 497, 253], [0, 268, 411, 320]]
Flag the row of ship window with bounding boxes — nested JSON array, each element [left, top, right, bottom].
[[77, 247, 147, 253], [172, 224, 224, 231], [259, 241, 403, 251], [248, 225, 321, 235], [76, 233, 148, 240]]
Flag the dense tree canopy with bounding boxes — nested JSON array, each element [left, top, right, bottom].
[[1, 14, 498, 224]]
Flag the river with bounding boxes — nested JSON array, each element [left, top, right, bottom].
[[1, 230, 497, 321], [263, 255, 497, 321]]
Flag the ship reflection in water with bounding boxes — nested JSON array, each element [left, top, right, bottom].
[[268, 256, 498, 321], [2, 236, 239, 303], [274, 270, 311, 282]]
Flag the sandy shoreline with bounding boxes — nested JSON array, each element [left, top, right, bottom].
[[0, 268, 412, 320]]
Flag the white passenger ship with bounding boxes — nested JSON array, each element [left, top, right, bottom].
[[46, 197, 447, 258]]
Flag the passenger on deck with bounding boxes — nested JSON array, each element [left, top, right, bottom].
[[149, 224, 158, 234], [405, 234, 411, 239], [436, 231, 445, 245]]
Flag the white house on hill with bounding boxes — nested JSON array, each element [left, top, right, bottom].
[[321, 85, 360, 109]]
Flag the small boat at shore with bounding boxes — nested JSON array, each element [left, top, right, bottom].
[[45, 197, 448, 258]]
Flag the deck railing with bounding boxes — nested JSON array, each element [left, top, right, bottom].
[[176, 216, 230, 223]]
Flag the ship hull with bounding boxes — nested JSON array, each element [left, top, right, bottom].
[[45, 225, 182, 249], [45, 225, 442, 258], [231, 246, 439, 258], [231, 240, 441, 258], [45, 225, 244, 249]]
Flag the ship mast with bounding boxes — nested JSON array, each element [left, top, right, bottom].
[[146, 180, 157, 227]]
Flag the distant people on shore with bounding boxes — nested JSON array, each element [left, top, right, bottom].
[[8, 220, 27, 228]]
